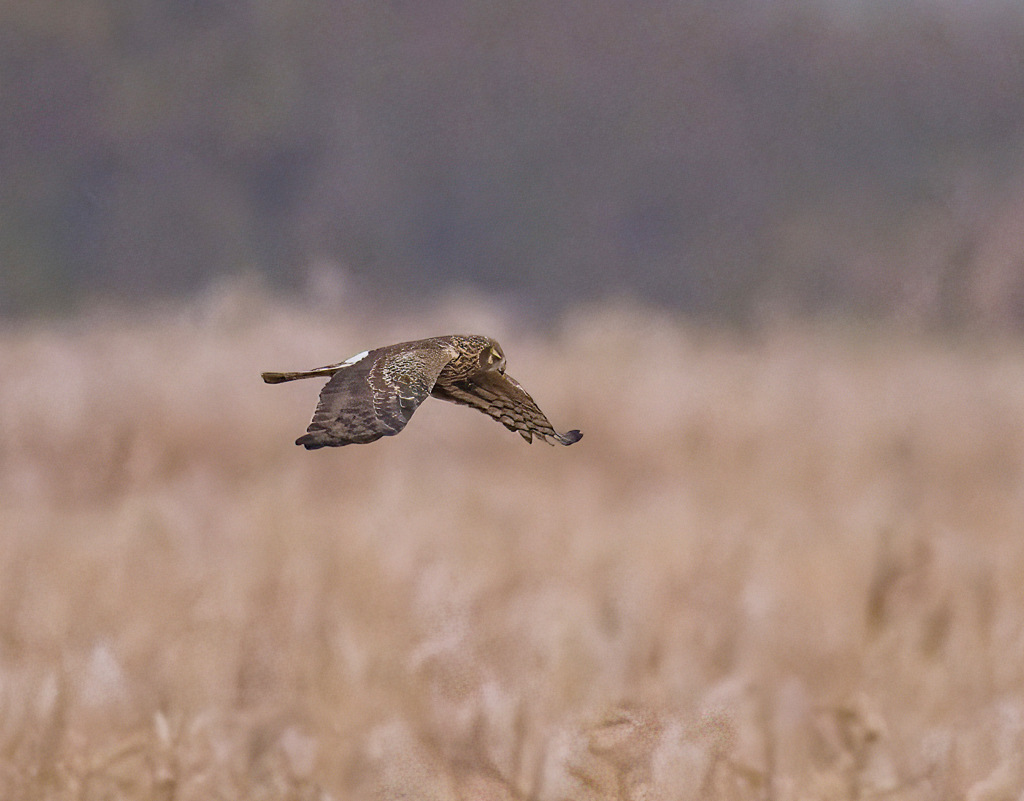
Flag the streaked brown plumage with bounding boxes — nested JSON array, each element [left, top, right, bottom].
[[261, 335, 582, 448]]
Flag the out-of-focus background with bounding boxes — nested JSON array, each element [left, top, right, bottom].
[[6, 0, 1024, 325], [4, 2, 1024, 799]]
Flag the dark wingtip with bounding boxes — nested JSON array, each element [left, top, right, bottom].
[[262, 372, 286, 384], [561, 429, 583, 445], [295, 434, 325, 449]]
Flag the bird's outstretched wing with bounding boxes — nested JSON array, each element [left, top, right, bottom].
[[432, 370, 582, 445], [297, 344, 456, 448]]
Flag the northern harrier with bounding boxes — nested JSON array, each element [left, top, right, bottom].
[[261, 335, 582, 448]]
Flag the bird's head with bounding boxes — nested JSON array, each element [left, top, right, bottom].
[[480, 339, 506, 374]]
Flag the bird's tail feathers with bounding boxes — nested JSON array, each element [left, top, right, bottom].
[[261, 367, 338, 384]]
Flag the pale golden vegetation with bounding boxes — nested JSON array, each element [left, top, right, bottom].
[[2, 291, 1024, 799]]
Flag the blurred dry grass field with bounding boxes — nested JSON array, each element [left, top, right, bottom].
[[2, 291, 1024, 800]]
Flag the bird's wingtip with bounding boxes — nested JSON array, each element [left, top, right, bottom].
[[561, 429, 583, 445]]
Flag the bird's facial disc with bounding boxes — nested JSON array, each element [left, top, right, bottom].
[[483, 345, 506, 373]]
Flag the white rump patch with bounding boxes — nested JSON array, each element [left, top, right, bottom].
[[342, 350, 369, 366]]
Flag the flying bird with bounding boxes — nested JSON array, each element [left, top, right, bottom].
[[261, 335, 582, 448]]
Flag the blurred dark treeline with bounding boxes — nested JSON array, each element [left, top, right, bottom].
[[4, 0, 1024, 325]]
